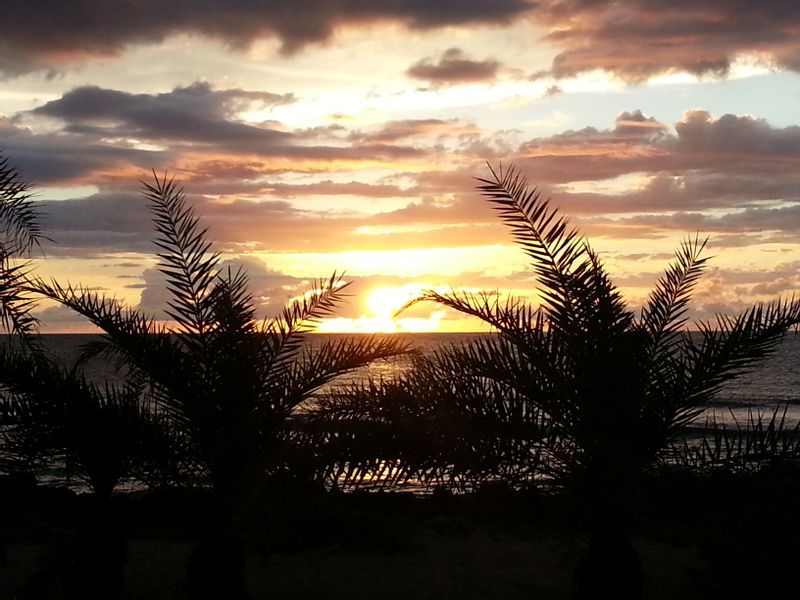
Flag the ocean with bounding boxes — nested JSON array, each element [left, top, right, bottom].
[[19, 332, 800, 426]]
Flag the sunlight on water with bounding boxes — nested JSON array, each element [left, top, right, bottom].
[[13, 332, 800, 415]]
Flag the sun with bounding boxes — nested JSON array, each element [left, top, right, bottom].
[[316, 284, 445, 333], [366, 286, 418, 321], [363, 284, 432, 332]]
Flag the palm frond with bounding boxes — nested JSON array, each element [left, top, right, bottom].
[[475, 163, 588, 322], [0, 253, 39, 340], [665, 405, 800, 473], [304, 347, 555, 492], [143, 172, 220, 337], [31, 278, 153, 339], [406, 163, 800, 500], [28, 277, 184, 383], [569, 243, 632, 337], [206, 266, 257, 335], [0, 347, 174, 496], [0, 152, 44, 340], [405, 287, 543, 342], [669, 298, 800, 430], [263, 272, 350, 371], [0, 151, 45, 253], [640, 235, 709, 352]]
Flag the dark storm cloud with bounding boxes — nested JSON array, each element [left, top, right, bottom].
[[535, 0, 800, 81], [0, 0, 531, 76], [4, 1, 800, 82], [407, 48, 501, 85]]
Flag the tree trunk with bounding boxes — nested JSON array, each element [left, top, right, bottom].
[[186, 506, 248, 600], [571, 525, 643, 600]]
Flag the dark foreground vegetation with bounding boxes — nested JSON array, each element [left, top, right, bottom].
[[1, 153, 799, 599], [2, 464, 800, 599]]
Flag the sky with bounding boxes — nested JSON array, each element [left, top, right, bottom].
[[2, 0, 800, 332]]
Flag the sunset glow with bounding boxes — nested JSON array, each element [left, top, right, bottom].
[[2, 3, 799, 332]]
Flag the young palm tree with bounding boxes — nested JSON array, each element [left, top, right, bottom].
[[32, 173, 409, 599], [0, 348, 170, 501], [407, 164, 800, 600], [0, 348, 173, 600]]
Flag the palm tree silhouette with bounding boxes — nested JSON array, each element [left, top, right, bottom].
[[407, 165, 800, 599], [33, 173, 410, 599]]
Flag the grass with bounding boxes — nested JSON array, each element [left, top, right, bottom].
[[6, 479, 773, 600], [4, 520, 710, 600]]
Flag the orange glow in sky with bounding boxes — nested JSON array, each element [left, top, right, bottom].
[[3, 6, 800, 332]]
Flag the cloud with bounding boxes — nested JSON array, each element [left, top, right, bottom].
[[136, 255, 304, 320], [117, 261, 484, 331], [13, 83, 428, 186], [0, 0, 531, 76], [516, 110, 800, 215], [4, 1, 799, 83], [671, 110, 800, 157], [407, 48, 501, 85], [534, 0, 800, 81], [38, 192, 154, 256], [354, 119, 482, 144], [543, 85, 563, 97], [610, 204, 800, 241], [1, 116, 158, 185], [32, 82, 295, 149], [18, 101, 800, 260]]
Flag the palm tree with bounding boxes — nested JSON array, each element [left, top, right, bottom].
[[32, 173, 409, 599], [0, 151, 45, 591], [406, 164, 800, 599]]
